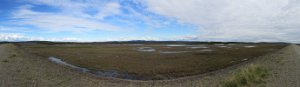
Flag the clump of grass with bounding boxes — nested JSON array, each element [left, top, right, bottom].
[[2, 59, 9, 63], [16, 69, 21, 72], [223, 64, 269, 87], [10, 54, 17, 58]]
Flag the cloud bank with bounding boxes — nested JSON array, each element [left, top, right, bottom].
[[10, 1, 123, 32], [0, 33, 80, 42], [144, 0, 300, 42]]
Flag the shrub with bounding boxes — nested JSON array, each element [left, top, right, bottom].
[[223, 64, 269, 87]]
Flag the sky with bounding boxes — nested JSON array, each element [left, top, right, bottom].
[[0, 0, 299, 42]]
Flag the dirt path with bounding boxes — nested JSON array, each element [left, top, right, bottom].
[[0, 44, 299, 87]]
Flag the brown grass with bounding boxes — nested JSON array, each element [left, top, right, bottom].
[[18, 43, 285, 80], [222, 64, 269, 87]]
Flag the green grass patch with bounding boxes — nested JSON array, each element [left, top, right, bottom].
[[223, 64, 269, 87]]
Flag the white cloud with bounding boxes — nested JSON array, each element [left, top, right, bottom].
[[5, 0, 300, 42], [26, 0, 121, 20], [0, 33, 25, 41], [7, 0, 127, 33], [27, 37, 81, 42], [95, 2, 121, 20], [144, 0, 300, 42], [0, 33, 81, 42], [11, 5, 122, 32], [7, 0, 175, 38]]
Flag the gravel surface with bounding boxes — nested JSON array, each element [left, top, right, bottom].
[[0, 44, 299, 87], [263, 45, 300, 87]]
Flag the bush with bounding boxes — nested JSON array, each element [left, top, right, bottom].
[[223, 64, 269, 87]]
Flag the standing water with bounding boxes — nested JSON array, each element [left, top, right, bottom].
[[48, 57, 140, 80]]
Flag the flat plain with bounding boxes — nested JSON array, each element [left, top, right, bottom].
[[18, 42, 286, 80], [1, 42, 300, 87]]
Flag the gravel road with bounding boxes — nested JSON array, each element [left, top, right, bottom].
[[264, 45, 300, 87]]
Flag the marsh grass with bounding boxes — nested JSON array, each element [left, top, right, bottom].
[[19, 43, 283, 80], [223, 64, 269, 87]]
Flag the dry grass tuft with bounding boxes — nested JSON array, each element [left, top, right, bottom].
[[2, 59, 9, 63], [223, 64, 269, 87], [10, 54, 17, 58]]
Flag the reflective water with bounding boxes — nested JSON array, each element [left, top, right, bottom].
[[48, 57, 139, 80]]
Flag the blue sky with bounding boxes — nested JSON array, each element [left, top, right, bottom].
[[0, 0, 197, 41], [0, 0, 300, 42]]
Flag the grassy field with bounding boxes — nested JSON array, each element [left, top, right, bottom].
[[18, 43, 286, 80]]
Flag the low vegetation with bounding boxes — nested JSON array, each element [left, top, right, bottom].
[[2, 59, 9, 63], [10, 54, 17, 58], [223, 64, 269, 87], [18, 42, 285, 80]]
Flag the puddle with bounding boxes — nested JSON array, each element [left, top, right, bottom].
[[230, 58, 248, 63], [218, 45, 232, 48], [160, 51, 189, 54], [48, 57, 139, 80], [137, 47, 156, 52], [187, 46, 209, 49], [49, 57, 89, 72], [218, 46, 228, 48], [128, 44, 144, 46], [165, 44, 193, 47], [244, 46, 256, 48], [242, 58, 248, 61]]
